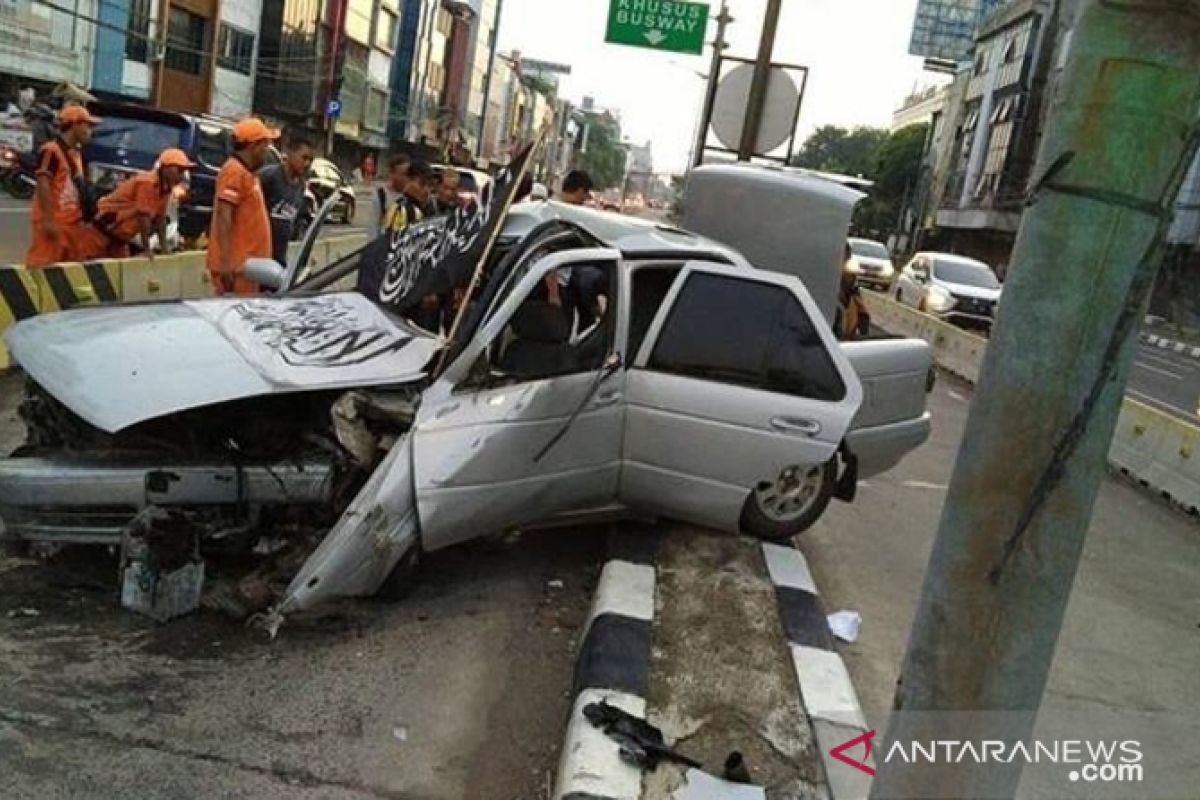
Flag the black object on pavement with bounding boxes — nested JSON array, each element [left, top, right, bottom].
[[583, 700, 703, 771], [723, 751, 753, 784]]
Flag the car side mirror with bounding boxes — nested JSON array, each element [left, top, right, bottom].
[[243, 257, 285, 292]]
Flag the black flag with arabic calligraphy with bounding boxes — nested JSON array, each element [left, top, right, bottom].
[[357, 141, 537, 312]]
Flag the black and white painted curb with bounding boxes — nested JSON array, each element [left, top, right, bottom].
[[1142, 332, 1200, 360], [554, 532, 657, 800], [763, 542, 873, 800]]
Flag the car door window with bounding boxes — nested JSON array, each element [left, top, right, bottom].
[[647, 272, 845, 402], [196, 124, 230, 170], [629, 264, 682, 362], [468, 261, 616, 388]]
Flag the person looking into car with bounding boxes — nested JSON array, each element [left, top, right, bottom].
[[560, 170, 594, 206], [402, 159, 438, 220], [369, 153, 410, 240], [259, 135, 315, 266], [26, 105, 100, 267], [75, 147, 192, 260], [434, 169, 462, 216], [208, 117, 279, 295]]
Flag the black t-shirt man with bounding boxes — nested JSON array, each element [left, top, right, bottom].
[[258, 138, 314, 266]]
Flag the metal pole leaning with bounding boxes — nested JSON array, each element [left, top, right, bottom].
[[872, 2, 1200, 797]]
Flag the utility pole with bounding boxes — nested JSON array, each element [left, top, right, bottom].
[[691, 0, 732, 168], [737, 0, 782, 161], [151, 0, 169, 108], [871, 2, 1200, 798]]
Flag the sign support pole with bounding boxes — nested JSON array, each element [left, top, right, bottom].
[[738, 0, 782, 161], [692, 0, 732, 168]]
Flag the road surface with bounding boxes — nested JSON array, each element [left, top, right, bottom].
[[0, 372, 601, 800], [1127, 338, 1200, 422], [804, 372, 1200, 797]]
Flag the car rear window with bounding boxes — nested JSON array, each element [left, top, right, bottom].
[[648, 272, 846, 402], [933, 258, 1000, 289], [91, 118, 185, 162], [850, 239, 890, 259]]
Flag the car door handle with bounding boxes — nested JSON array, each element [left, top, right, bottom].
[[594, 391, 623, 407], [770, 416, 822, 436]]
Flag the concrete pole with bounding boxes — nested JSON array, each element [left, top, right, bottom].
[[871, 2, 1200, 798], [691, 0, 731, 168], [737, 0, 782, 160]]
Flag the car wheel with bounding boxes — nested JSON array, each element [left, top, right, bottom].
[[374, 544, 421, 601], [740, 460, 837, 542]]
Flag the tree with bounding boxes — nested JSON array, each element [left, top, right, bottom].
[[853, 123, 930, 238], [791, 125, 888, 177], [577, 116, 626, 191]]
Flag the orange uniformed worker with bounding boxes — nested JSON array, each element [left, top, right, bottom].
[[26, 105, 101, 267], [207, 117, 279, 295], [76, 148, 194, 260]]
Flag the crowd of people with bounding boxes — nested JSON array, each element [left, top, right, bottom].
[[20, 105, 598, 303]]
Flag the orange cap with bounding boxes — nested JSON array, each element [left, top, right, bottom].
[[159, 148, 195, 169], [232, 117, 281, 144], [59, 105, 101, 127]]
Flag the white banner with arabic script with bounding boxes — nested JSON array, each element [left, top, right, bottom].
[[187, 293, 441, 389]]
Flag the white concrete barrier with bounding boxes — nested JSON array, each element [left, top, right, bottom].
[[864, 291, 1200, 516]]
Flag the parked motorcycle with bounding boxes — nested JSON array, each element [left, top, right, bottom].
[[0, 146, 35, 200]]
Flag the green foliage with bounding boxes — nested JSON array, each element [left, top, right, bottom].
[[852, 123, 929, 237], [791, 125, 889, 177], [792, 123, 930, 238], [578, 116, 626, 191]]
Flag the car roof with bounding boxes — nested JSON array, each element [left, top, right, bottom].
[[920, 252, 991, 268], [503, 201, 745, 263]]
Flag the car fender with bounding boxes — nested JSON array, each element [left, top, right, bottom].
[[274, 434, 420, 615]]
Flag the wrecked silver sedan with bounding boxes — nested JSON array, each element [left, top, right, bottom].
[[0, 202, 931, 622]]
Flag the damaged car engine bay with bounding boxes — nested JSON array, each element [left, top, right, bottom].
[[4, 378, 423, 619]]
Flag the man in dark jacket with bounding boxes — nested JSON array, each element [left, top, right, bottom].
[[258, 135, 315, 266]]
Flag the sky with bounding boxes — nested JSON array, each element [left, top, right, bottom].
[[495, 0, 947, 174]]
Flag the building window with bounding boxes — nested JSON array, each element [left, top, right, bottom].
[[126, 0, 153, 63], [345, 0, 373, 44], [366, 87, 389, 131], [376, 7, 398, 50], [217, 24, 255, 76], [165, 7, 208, 76]]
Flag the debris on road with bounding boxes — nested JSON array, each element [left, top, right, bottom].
[[584, 699, 703, 771], [119, 508, 205, 622], [827, 609, 862, 643]]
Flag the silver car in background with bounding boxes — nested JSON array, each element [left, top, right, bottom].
[[846, 237, 896, 290], [893, 251, 1002, 329]]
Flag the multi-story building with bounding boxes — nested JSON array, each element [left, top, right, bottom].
[[1, 0, 97, 98], [391, 0, 501, 161], [89, 0, 263, 118], [256, 1, 396, 164], [891, 85, 947, 132], [254, 0, 323, 136]]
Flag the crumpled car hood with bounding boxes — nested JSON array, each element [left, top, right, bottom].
[[7, 292, 440, 434]]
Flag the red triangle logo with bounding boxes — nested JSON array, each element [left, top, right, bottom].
[[830, 729, 877, 776]]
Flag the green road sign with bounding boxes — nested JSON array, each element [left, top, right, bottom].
[[605, 0, 709, 55]]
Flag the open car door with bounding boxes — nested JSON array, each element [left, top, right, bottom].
[[413, 248, 627, 551], [619, 261, 863, 534]]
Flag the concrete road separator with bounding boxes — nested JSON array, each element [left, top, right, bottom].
[[555, 530, 658, 800], [763, 542, 874, 800], [864, 291, 1200, 518], [1143, 332, 1200, 361]]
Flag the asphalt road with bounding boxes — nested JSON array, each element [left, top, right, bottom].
[[0, 191, 373, 266], [1127, 339, 1200, 422], [804, 372, 1200, 797], [0, 375, 603, 800]]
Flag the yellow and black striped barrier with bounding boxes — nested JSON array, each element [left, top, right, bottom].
[[0, 234, 368, 370]]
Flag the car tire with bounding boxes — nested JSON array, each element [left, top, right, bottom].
[[740, 460, 837, 542], [375, 544, 421, 601]]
